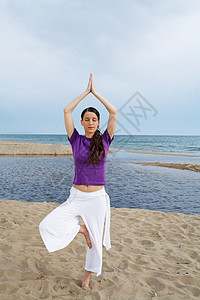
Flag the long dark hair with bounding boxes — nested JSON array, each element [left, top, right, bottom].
[[81, 107, 105, 164]]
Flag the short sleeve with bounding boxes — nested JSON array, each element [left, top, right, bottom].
[[102, 128, 114, 147], [68, 127, 80, 146]]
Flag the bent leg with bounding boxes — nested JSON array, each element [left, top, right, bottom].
[[39, 200, 80, 253], [81, 195, 107, 276]]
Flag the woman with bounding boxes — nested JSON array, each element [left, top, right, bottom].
[[39, 73, 117, 288]]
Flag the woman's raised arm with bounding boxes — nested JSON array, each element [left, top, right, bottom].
[[64, 74, 92, 113], [63, 74, 92, 138], [90, 74, 117, 139], [91, 74, 117, 114]]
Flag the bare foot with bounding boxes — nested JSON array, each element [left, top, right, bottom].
[[82, 270, 92, 288], [79, 225, 92, 248], [82, 278, 90, 288]]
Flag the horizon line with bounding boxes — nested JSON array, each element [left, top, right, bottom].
[[0, 133, 200, 136]]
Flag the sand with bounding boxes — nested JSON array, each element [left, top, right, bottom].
[[0, 141, 115, 156], [0, 141, 72, 156], [118, 150, 200, 158], [132, 162, 200, 173], [1, 141, 199, 158], [0, 199, 200, 300]]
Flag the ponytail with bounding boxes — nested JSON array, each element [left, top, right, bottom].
[[81, 107, 105, 165], [89, 126, 105, 164]]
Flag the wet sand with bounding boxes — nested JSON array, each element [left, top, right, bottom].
[[132, 162, 200, 173], [118, 150, 200, 158]]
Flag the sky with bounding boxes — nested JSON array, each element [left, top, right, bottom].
[[0, 0, 200, 135]]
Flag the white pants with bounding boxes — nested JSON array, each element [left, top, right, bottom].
[[39, 186, 111, 277]]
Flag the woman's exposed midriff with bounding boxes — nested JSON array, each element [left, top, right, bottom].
[[72, 184, 104, 193]]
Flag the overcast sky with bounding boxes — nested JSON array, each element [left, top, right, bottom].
[[0, 0, 199, 135]]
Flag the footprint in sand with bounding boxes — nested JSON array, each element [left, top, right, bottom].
[[0, 242, 12, 251], [138, 240, 155, 247], [179, 275, 200, 286], [186, 250, 200, 260], [53, 277, 71, 292], [118, 259, 129, 270], [134, 256, 148, 265], [103, 262, 114, 272], [59, 257, 67, 262], [168, 255, 191, 265], [4, 268, 23, 280], [99, 277, 115, 288], [39, 279, 49, 299], [21, 271, 44, 281], [36, 260, 50, 276], [113, 243, 123, 251], [75, 245, 86, 255], [0, 282, 19, 294], [141, 277, 166, 292], [123, 238, 133, 244], [183, 286, 200, 298]]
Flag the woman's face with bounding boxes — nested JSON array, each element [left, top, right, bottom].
[[81, 111, 100, 135]]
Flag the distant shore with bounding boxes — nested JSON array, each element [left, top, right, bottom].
[[0, 140, 200, 175], [0, 141, 116, 156], [132, 162, 200, 173], [118, 149, 200, 157], [0, 141, 199, 158]]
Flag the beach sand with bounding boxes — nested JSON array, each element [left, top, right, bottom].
[[1, 141, 199, 158], [0, 141, 115, 156], [118, 150, 200, 158], [132, 162, 200, 173], [0, 141, 72, 156], [0, 198, 200, 299]]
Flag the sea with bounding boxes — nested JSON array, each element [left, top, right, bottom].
[[0, 134, 200, 215]]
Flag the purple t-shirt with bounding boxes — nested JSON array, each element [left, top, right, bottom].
[[68, 128, 114, 185]]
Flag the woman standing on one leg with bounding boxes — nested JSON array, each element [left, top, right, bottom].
[[39, 73, 117, 288]]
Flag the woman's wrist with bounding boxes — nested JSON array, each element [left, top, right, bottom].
[[84, 89, 90, 96], [91, 89, 97, 96]]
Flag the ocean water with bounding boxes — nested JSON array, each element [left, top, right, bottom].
[[0, 134, 200, 156], [0, 150, 199, 215]]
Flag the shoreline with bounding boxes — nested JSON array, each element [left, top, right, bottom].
[[1, 198, 200, 216], [0, 141, 199, 157], [0, 198, 199, 299], [132, 162, 200, 173], [117, 150, 200, 157]]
